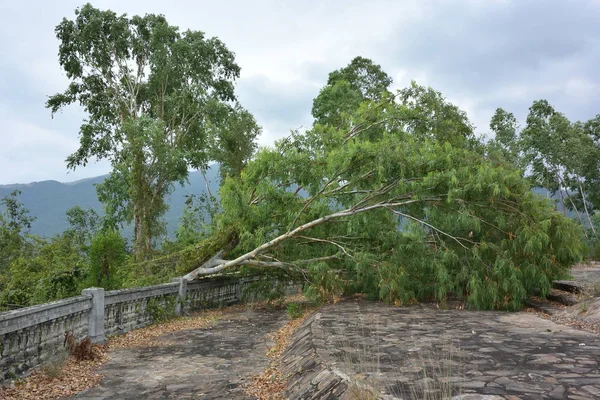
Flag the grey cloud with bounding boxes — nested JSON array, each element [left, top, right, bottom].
[[237, 75, 316, 141], [0, 0, 599, 183], [374, 0, 600, 126]]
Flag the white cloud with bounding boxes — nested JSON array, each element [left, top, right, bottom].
[[0, 107, 110, 183]]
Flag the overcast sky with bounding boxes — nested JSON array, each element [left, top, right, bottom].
[[0, 0, 598, 184]]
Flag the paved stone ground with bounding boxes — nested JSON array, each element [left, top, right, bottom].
[[314, 300, 600, 400], [571, 263, 600, 291], [71, 308, 287, 399], [68, 265, 600, 400]]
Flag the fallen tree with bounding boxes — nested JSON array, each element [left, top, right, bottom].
[[126, 55, 584, 309], [161, 82, 583, 310]]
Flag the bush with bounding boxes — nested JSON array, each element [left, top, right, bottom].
[[146, 297, 177, 323], [286, 302, 303, 319]]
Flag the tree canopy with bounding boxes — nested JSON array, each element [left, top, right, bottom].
[[312, 56, 393, 127], [47, 3, 259, 260], [0, 45, 588, 312], [490, 100, 600, 247]]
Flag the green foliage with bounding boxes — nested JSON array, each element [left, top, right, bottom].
[[206, 64, 584, 310], [0, 191, 35, 273], [146, 296, 177, 323], [312, 56, 392, 126], [1, 53, 589, 314], [587, 211, 600, 259], [286, 302, 303, 319], [47, 4, 256, 261], [210, 103, 261, 180], [65, 206, 100, 252], [0, 203, 128, 309], [0, 233, 87, 308], [163, 193, 215, 253], [87, 230, 127, 289], [241, 279, 286, 305], [489, 101, 600, 250]]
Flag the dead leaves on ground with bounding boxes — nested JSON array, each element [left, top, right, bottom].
[[0, 349, 109, 400], [245, 297, 318, 400], [0, 304, 244, 400]]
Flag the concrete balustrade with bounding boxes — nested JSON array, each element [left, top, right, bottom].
[[0, 276, 257, 384]]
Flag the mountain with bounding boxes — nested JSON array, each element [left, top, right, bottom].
[[0, 167, 220, 238], [0, 168, 583, 239]]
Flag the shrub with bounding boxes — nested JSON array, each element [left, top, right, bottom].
[[286, 302, 303, 319]]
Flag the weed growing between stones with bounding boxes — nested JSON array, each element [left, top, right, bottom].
[[40, 348, 70, 379], [407, 342, 462, 400], [332, 310, 393, 399], [331, 306, 464, 400], [286, 302, 303, 319]]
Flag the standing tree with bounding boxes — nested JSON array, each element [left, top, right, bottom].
[[47, 4, 256, 260], [491, 101, 600, 239], [488, 108, 522, 168], [0, 191, 35, 272], [312, 56, 393, 127], [210, 103, 261, 181]]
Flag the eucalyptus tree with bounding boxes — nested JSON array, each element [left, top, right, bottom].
[[488, 108, 523, 168], [312, 56, 393, 126], [491, 101, 600, 237], [47, 4, 257, 260]]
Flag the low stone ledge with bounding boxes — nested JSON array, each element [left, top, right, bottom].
[[552, 280, 584, 294], [104, 283, 178, 305], [0, 296, 92, 335], [282, 312, 349, 400], [547, 291, 579, 306]]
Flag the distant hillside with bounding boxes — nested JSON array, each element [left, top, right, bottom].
[[531, 187, 578, 220], [0, 167, 220, 239], [0, 170, 583, 240]]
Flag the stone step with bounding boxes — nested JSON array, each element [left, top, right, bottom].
[[552, 280, 583, 294], [547, 290, 579, 306], [525, 300, 558, 315]]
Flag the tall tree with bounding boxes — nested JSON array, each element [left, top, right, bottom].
[[312, 56, 392, 126], [0, 191, 35, 272], [489, 108, 522, 167], [210, 103, 261, 180], [491, 100, 600, 237], [47, 4, 246, 260]]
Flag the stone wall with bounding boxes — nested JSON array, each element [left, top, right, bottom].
[[0, 296, 91, 383], [104, 282, 179, 337], [0, 276, 256, 385], [186, 277, 239, 309]]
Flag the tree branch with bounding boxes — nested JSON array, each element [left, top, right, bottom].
[[294, 235, 355, 259], [387, 208, 474, 250], [186, 197, 436, 279]]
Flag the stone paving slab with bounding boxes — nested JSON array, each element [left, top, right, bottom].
[[314, 300, 600, 400], [571, 264, 600, 292], [71, 308, 287, 400]]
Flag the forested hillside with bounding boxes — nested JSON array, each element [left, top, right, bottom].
[[0, 168, 219, 238]]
